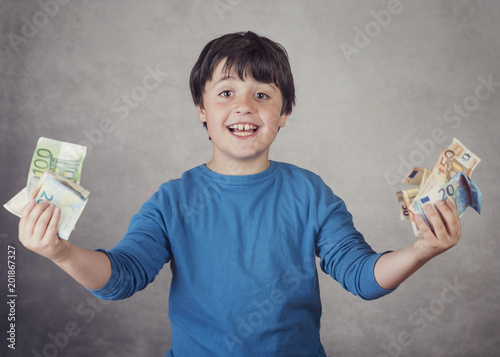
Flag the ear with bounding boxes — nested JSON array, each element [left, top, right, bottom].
[[278, 112, 291, 128], [197, 105, 207, 123]]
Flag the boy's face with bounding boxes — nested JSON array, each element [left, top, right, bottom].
[[197, 60, 289, 171]]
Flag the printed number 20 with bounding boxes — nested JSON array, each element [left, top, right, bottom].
[[438, 184, 455, 201], [37, 191, 54, 203]]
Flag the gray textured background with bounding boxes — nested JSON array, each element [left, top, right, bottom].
[[1, 1, 499, 356]]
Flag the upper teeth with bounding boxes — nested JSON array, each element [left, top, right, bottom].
[[229, 124, 257, 130]]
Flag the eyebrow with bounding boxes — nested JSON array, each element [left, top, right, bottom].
[[211, 75, 278, 93], [212, 75, 237, 88]]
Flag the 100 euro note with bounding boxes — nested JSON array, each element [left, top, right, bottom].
[[4, 171, 90, 240], [5, 138, 87, 221], [27, 137, 87, 198]]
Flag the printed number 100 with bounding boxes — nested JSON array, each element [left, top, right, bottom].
[[32, 148, 52, 177]]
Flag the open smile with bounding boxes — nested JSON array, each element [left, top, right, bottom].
[[227, 123, 259, 138]]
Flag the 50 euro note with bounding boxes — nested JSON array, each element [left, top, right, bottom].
[[4, 171, 90, 240], [410, 172, 482, 231], [396, 187, 420, 221], [400, 167, 432, 186], [397, 187, 420, 236], [396, 167, 432, 235]]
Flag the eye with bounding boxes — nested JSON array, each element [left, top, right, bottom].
[[255, 92, 269, 100], [219, 90, 233, 98]]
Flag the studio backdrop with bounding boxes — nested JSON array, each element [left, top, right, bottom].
[[1, 1, 499, 356]]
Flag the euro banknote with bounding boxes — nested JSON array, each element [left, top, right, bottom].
[[396, 138, 482, 236], [396, 187, 420, 236], [411, 138, 480, 211], [4, 171, 90, 240], [410, 172, 482, 230], [4, 138, 89, 239], [396, 187, 419, 221], [400, 167, 432, 186], [396, 167, 432, 234], [27, 137, 87, 198]]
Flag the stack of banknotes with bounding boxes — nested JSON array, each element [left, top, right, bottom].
[[396, 138, 482, 236], [4, 138, 89, 240]]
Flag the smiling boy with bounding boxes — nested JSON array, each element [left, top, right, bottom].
[[19, 31, 461, 356], [197, 58, 287, 175]]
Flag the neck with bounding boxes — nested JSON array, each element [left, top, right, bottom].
[[206, 155, 271, 176]]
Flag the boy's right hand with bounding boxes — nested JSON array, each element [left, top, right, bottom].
[[19, 198, 70, 264]]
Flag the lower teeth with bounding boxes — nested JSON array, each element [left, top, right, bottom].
[[233, 131, 253, 136]]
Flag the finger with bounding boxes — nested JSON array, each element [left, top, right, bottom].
[[436, 199, 461, 239], [415, 213, 434, 238], [447, 198, 461, 235], [19, 199, 36, 241], [23, 200, 51, 240], [32, 203, 57, 240], [423, 204, 449, 239], [43, 206, 61, 242], [29, 184, 41, 200]]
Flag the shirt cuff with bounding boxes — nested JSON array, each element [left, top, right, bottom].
[[85, 249, 121, 300], [361, 251, 397, 300]]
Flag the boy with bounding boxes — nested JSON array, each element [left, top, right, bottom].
[[19, 31, 461, 356]]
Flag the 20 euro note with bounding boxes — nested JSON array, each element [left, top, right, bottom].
[[410, 138, 481, 214], [26, 137, 87, 198], [410, 172, 482, 231], [4, 171, 90, 240]]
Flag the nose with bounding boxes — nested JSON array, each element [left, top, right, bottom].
[[233, 94, 255, 115]]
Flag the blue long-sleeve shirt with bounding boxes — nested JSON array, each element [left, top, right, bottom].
[[90, 161, 394, 356]]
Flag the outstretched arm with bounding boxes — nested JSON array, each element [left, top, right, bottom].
[[19, 197, 111, 291], [374, 198, 461, 290]]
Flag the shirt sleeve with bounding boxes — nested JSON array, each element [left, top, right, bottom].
[[314, 177, 395, 300], [88, 189, 173, 300]]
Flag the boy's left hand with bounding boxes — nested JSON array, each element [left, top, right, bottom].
[[413, 198, 461, 261]]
